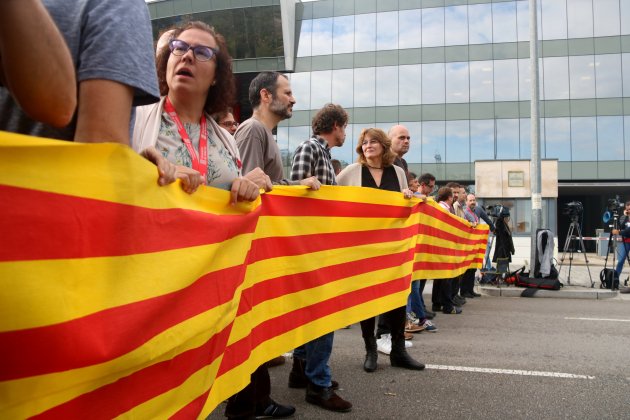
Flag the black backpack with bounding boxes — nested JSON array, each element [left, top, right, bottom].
[[600, 268, 619, 290]]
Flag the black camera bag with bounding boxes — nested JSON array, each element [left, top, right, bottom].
[[600, 268, 619, 290], [516, 275, 563, 290]]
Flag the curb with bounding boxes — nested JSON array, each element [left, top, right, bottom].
[[479, 286, 618, 300]]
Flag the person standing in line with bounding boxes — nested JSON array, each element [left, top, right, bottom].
[[288, 103, 352, 413], [461, 193, 482, 298]]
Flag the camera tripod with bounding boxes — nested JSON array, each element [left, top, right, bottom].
[[558, 215, 594, 287]]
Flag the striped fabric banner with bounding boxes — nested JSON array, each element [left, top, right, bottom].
[[0, 133, 488, 418]]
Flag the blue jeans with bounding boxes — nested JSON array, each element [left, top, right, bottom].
[[615, 241, 630, 276], [292, 332, 334, 388], [484, 234, 493, 271], [406, 280, 426, 319]]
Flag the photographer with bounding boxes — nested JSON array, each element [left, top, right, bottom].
[[612, 200, 630, 279]]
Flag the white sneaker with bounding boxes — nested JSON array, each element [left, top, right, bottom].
[[376, 334, 392, 355], [405, 340, 413, 349]]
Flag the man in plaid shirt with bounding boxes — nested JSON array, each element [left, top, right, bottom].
[[288, 103, 352, 413], [290, 103, 348, 186]]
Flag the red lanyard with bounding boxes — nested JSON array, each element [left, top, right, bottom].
[[164, 97, 207, 180]]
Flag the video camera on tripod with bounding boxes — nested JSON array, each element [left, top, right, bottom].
[[562, 201, 583, 219], [485, 204, 510, 220], [603, 195, 624, 225]]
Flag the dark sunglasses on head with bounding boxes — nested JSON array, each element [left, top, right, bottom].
[[169, 39, 219, 62]]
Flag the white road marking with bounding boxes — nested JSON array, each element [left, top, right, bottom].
[[565, 317, 630, 323], [425, 364, 595, 379]]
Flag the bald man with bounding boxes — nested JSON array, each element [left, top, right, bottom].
[[389, 124, 411, 175]]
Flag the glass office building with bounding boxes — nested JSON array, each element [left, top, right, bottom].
[[148, 0, 630, 242]]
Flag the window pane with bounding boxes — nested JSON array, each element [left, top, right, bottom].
[[594, 0, 621, 37], [567, 0, 594, 38], [445, 62, 469, 103], [516, 0, 529, 42], [310, 70, 332, 109], [377, 11, 398, 50], [496, 119, 520, 159], [446, 120, 470, 162], [288, 126, 311, 163], [622, 0, 630, 35], [571, 117, 597, 161], [331, 123, 355, 165], [399, 9, 422, 49], [470, 61, 494, 102], [623, 54, 630, 97], [311, 18, 333, 56], [595, 54, 622, 98], [470, 119, 495, 161], [297, 19, 312, 57], [422, 121, 445, 163], [597, 116, 624, 161], [520, 118, 531, 158], [445, 6, 468, 46], [333, 15, 354, 54], [541, 0, 567, 40], [543, 57, 569, 100], [289, 72, 310, 111], [518, 58, 531, 100], [399, 64, 421, 105], [469, 4, 492, 45], [544, 117, 571, 161], [376, 66, 398, 106], [332, 69, 354, 108], [569, 55, 596, 99], [354, 67, 375, 107], [493, 2, 517, 43], [514, 200, 531, 234], [494, 60, 519, 101], [355, 13, 376, 52], [422, 63, 445, 104], [625, 116, 630, 160], [422, 7, 445, 47], [400, 121, 422, 163]]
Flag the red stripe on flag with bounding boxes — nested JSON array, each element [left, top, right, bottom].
[[260, 194, 413, 218], [218, 274, 411, 376], [414, 258, 484, 272], [418, 224, 485, 246], [0, 265, 245, 381], [415, 243, 485, 257], [171, 389, 211, 420], [0, 185, 257, 261], [249, 225, 418, 262], [32, 325, 231, 420]]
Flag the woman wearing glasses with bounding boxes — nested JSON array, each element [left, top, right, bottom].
[[132, 21, 271, 201], [212, 107, 239, 135], [336, 128, 424, 374]]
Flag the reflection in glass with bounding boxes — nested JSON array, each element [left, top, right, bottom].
[[331, 123, 355, 165], [571, 117, 597, 161], [470, 61, 494, 102], [422, 7, 445, 48], [594, 0, 621, 37], [355, 13, 376, 52], [399, 9, 422, 49], [354, 67, 376, 107], [544, 117, 570, 161], [422, 121, 445, 164], [310, 70, 332, 109], [445, 62, 469, 103], [595, 54, 622, 98], [332, 69, 354, 108], [541, 0, 567, 40], [399, 121, 422, 163], [494, 60, 519, 102], [289, 72, 311, 111], [399, 65, 421, 105], [516, 1, 529, 42], [622, 0, 630, 35], [492, 2, 517, 43], [518, 58, 531, 101], [623, 54, 630, 97], [468, 3, 492, 45], [288, 126, 311, 165], [543, 57, 569, 100], [514, 200, 531, 233], [377, 11, 398, 51], [297, 19, 312, 57], [495, 119, 519, 159], [376, 66, 398, 106], [445, 6, 468, 46], [567, 0, 594, 38], [520, 118, 531, 158], [597, 116, 624, 161], [625, 116, 630, 160], [333, 16, 354, 54], [311, 18, 333, 56], [569, 55, 596, 99], [446, 120, 470, 163], [422, 63, 445, 104], [470, 120, 494, 161]]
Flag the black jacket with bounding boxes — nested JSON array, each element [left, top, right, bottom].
[[493, 218, 514, 262]]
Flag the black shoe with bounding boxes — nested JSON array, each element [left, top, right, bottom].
[[363, 336, 378, 372], [460, 292, 475, 299], [453, 295, 466, 306], [471, 291, 481, 297], [424, 309, 436, 319], [431, 305, 443, 312], [305, 383, 352, 412], [255, 399, 296, 419], [390, 338, 425, 371], [443, 307, 463, 314], [288, 358, 339, 389]]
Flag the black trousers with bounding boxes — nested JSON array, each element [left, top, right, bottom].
[[461, 268, 476, 294], [432, 278, 455, 310], [225, 364, 271, 419], [362, 305, 406, 341]]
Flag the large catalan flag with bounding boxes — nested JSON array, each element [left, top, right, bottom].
[[0, 133, 488, 418]]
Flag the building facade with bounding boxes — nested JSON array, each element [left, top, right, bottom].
[[147, 0, 630, 243]]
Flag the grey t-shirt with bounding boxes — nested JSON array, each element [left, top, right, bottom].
[[0, 0, 159, 141]]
